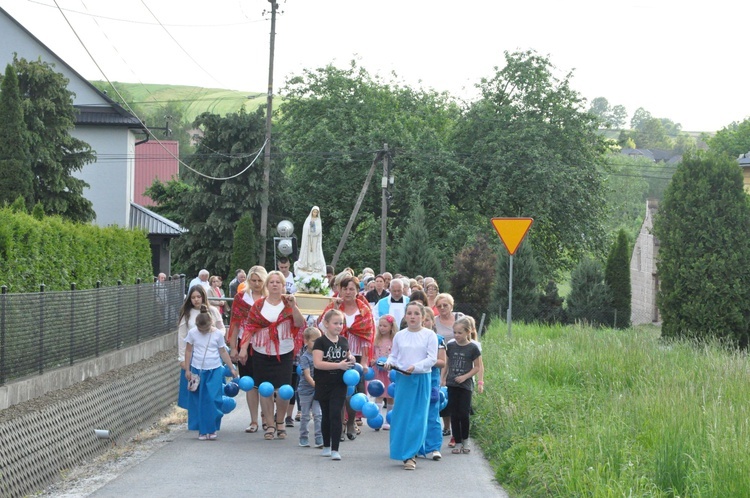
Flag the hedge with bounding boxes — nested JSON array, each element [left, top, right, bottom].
[[0, 208, 152, 292]]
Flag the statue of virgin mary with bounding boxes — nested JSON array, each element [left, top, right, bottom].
[[294, 206, 326, 276]]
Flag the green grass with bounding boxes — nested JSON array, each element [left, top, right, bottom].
[[474, 321, 750, 497], [94, 81, 267, 123]]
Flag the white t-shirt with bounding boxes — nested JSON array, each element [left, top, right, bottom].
[[387, 327, 438, 374], [253, 300, 295, 356], [185, 328, 225, 370], [284, 272, 297, 294]]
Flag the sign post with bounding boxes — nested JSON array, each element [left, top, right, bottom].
[[491, 218, 533, 337]]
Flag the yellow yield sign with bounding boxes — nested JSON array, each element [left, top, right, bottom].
[[491, 217, 533, 256]]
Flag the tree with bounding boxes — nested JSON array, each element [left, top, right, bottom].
[[0, 63, 33, 209], [538, 281, 566, 324], [588, 97, 627, 129], [630, 107, 652, 130], [707, 119, 750, 159], [604, 229, 631, 328], [450, 235, 496, 311], [453, 50, 609, 278], [276, 61, 465, 271], [610, 105, 628, 129], [150, 108, 273, 278], [490, 239, 541, 322], [653, 152, 750, 346], [393, 203, 444, 281], [566, 257, 613, 327], [231, 213, 257, 275], [13, 56, 96, 222]]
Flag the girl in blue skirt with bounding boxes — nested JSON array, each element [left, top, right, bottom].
[[385, 302, 438, 470], [185, 305, 238, 440]]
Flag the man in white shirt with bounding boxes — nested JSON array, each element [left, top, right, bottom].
[[277, 257, 297, 294], [376, 278, 409, 325], [188, 269, 210, 291]]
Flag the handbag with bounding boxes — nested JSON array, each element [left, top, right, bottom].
[[187, 332, 210, 392]]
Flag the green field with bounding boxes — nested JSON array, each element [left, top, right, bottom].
[[93, 81, 267, 123]]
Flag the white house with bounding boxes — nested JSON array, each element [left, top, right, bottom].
[[0, 6, 183, 275]]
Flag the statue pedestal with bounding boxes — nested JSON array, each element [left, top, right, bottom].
[[295, 293, 333, 315]]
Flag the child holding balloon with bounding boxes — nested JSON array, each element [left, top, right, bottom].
[[313, 309, 356, 461], [372, 314, 397, 425], [184, 305, 238, 441]]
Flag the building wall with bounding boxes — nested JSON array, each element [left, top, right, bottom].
[[630, 200, 660, 325], [134, 141, 179, 207]]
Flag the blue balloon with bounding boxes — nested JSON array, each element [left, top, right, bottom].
[[387, 382, 396, 398], [430, 386, 440, 403], [377, 356, 388, 368], [346, 385, 355, 397], [343, 369, 360, 387], [386, 409, 392, 424], [440, 386, 448, 397], [362, 401, 380, 419], [367, 413, 384, 429], [223, 364, 233, 377], [353, 363, 364, 375], [224, 382, 240, 397], [349, 392, 367, 411], [367, 380, 385, 397], [278, 384, 294, 400], [439, 390, 447, 404], [221, 396, 237, 414], [238, 376, 255, 391], [258, 381, 275, 397], [296, 364, 303, 376], [363, 367, 376, 381], [389, 370, 397, 383]]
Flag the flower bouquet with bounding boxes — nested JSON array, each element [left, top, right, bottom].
[[294, 273, 333, 315]]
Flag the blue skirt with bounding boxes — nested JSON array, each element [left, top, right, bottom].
[[390, 372, 431, 461], [177, 367, 189, 409], [187, 365, 225, 434], [420, 370, 442, 455]]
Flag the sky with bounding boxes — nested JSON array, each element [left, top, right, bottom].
[[1, 0, 748, 132]]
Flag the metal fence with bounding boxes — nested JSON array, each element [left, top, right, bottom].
[[0, 277, 185, 386]]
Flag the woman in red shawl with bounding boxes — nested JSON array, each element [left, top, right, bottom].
[[238, 270, 305, 440], [318, 275, 375, 439], [227, 265, 267, 434]]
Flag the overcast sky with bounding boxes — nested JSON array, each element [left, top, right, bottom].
[[2, 0, 748, 132]]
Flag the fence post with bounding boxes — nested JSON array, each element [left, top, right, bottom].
[[95, 281, 101, 357], [1, 286, 6, 385], [39, 284, 45, 374], [613, 309, 617, 329], [117, 280, 123, 350], [69, 283, 76, 366], [136, 278, 141, 343]]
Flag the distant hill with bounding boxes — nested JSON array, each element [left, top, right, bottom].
[[91, 81, 267, 124]]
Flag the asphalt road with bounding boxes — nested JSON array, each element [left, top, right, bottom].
[[89, 394, 507, 498]]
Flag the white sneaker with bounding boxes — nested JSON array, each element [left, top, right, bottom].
[[331, 451, 342, 461], [320, 447, 332, 457], [432, 450, 442, 461]]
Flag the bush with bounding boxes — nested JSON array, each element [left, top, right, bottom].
[[566, 257, 613, 327], [604, 229, 631, 328], [450, 234, 496, 311]]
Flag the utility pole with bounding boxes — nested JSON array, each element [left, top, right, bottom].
[[259, 0, 278, 267], [379, 143, 389, 273]]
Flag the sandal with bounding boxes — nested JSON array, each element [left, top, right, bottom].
[[403, 458, 416, 470], [276, 422, 287, 440], [451, 447, 462, 454], [448, 437, 456, 448], [346, 432, 357, 441], [355, 417, 363, 426], [245, 422, 259, 433], [461, 444, 471, 454], [264, 427, 276, 440]]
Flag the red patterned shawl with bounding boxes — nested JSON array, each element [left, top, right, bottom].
[[240, 297, 302, 360], [319, 294, 375, 357]]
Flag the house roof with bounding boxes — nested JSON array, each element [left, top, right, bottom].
[[130, 203, 186, 237], [0, 6, 144, 130]]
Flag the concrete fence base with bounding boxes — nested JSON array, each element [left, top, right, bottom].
[[0, 348, 179, 498]]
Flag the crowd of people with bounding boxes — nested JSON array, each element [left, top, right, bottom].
[[176, 262, 484, 470]]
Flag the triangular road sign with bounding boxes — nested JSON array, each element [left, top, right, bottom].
[[491, 217, 533, 256]]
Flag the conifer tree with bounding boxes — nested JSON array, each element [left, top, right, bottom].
[[605, 229, 632, 328], [567, 258, 613, 327], [0, 64, 33, 209], [450, 235, 496, 312], [394, 203, 443, 281], [491, 239, 540, 321], [231, 213, 257, 275], [653, 152, 750, 345]]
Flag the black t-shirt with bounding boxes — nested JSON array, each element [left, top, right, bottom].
[[312, 334, 350, 400], [364, 288, 389, 305], [445, 341, 481, 391]]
